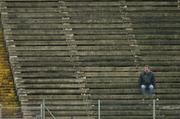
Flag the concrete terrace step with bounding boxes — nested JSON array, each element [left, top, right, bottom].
[[1, 0, 180, 118]]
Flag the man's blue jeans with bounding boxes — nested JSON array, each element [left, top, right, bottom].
[[141, 84, 154, 95]]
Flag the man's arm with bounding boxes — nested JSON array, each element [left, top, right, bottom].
[[151, 73, 155, 88], [139, 73, 143, 87]]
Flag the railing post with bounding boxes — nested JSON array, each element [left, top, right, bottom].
[[41, 99, 45, 119], [98, 100, 101, 119], [153, 99, 156, 119], [40, 104, 43, 119]]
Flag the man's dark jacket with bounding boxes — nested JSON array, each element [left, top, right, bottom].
[[139, 71, 155, 88]]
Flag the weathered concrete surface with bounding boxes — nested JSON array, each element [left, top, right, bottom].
[[1, 0, 180, 119]]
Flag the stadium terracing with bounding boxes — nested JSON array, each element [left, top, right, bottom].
[[0, 0, 180, 119]]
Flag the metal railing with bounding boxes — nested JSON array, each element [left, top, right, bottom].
[[40, 99, 56, 119], [97, 98, 180, 119], [0, 99, 56, 119], [153, 99, 156, 119], [0, 99, 180, 119], [98, 100, 100, 119]]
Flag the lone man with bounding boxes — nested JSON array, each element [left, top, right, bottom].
[[139, 65, 155, 95]]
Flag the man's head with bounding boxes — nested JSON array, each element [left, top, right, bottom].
[[144, 65, 150, 72]]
